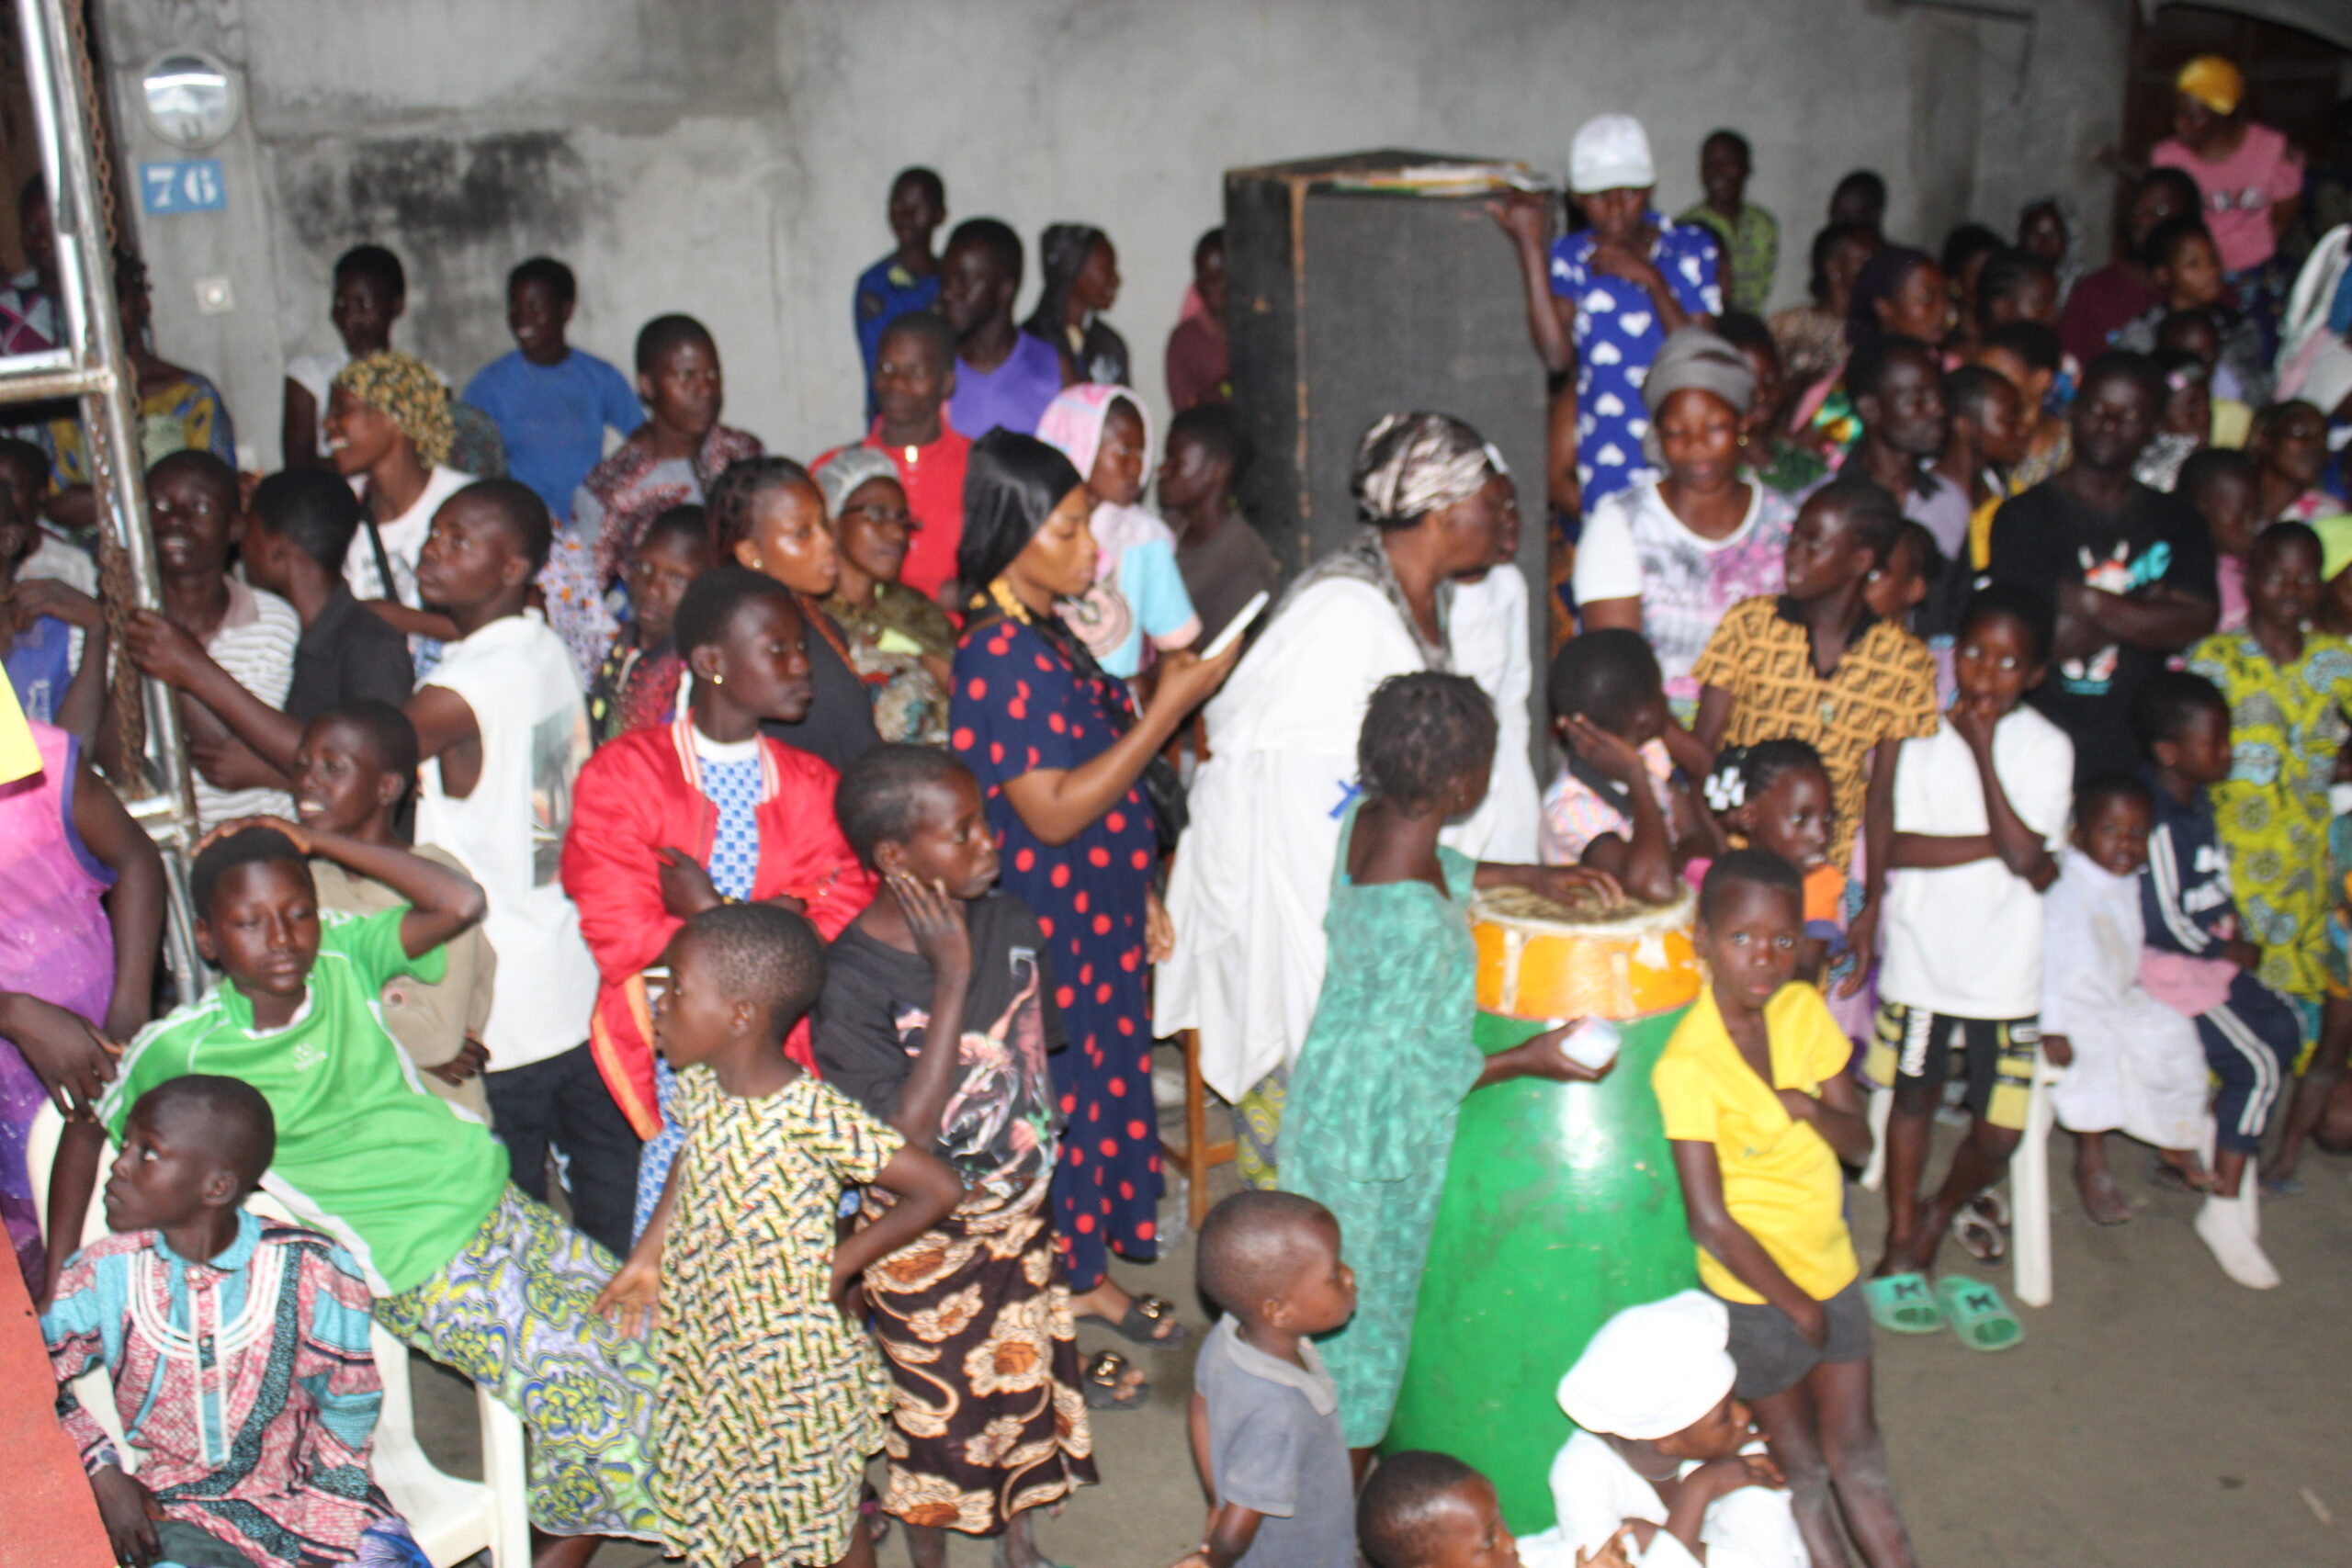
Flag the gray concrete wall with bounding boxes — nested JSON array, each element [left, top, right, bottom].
[[96, 0, 2132, 472]]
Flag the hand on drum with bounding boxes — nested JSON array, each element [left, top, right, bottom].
[[1502, 863, 1627, 914], [1508, 1021, 1617, 1084]]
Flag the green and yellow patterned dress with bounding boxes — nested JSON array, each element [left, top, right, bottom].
[[655, 1066, 903, 1568], [2187, 628, 2352, 1011]]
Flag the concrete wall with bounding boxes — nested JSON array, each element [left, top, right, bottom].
[[95, 0, 2132, 472]]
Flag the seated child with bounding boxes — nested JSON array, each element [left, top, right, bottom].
[[292, 702, 496, 1118], [1527, 1291, 1803, 1568], [1541, 629, 1696, 904], [1696, 741, 1841, 987], [1179, 1190, 1358, 1568], [2176, 447, 2261, 633], [42, 1076, 427, 1568], [1280, 674, 1617, 1452], [587, 502, 709, 747], [1656, 852, 1917, 1568], [598, 903, 960, 1568], [1870, 586, 2070, 1302], [2132, 670, 2301, 1290], [1037, 384, 1201, 679], [2043, 774, 2213, 1220], [21, 822, 667, 1547], [814, 745, 1099, 1553], [1360, 1450, 1626, 1568]]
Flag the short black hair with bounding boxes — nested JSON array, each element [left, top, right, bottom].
[[1805, 472, 1903, 562], [334, 243, 405, 299], [891, 165, 945, 207], [672, 564, 794, 660], [638, 502, 713, 560], [1973, 246, 2056, 328], [507, 255, 576, 306], [678, 902, 826, 1037], [2131, 667, 2227, 754], [306, 699, 420, 796], [0, 434, 47, 499], [1943, 364, 2019, 428], [1703, 128, 1752, 163], [1358, 672, 1496, 815], [1939, 221, 2004, 283], [2136, 165, 2202, 215], [945, 217, 1023, 287], [2080, 349, 2165, 410], [1833, 169, 1887, 210], [1958, 581, 2055, 665], [1806, 220, 1880, 305], [149, 448, 239, 511], [190, 825, 310, 921], [2141, 214, 2215, 273], [1846, 333, 1934, 403], [1710, 309, 1776, 363], [249, 467, 368, 572], [1882, 517, 1943, 582], [2177, 446, 2258, 511], [135, 1075, 277, 1196], [1709, 739, 1828, 822], [1193, 225, 1226, 268], [1698, 846, 1804, 924], [634, 311, 715, 376], [1546, 628, 1663, 737], [1979, 319, 2062, 375], [2252, 519, 2322, 571], [2154, 306, 2221, 356], [706, 456, 820, 558], [1166, 402, 1253, 479], [448, 477, 552, 575], [1359, 1451, 1484, 1568], [835, 744, 974, 866], [876, 309, 956, 365], [2076, 771, 2154, 825], [1196, 1190, 1335, 1318]]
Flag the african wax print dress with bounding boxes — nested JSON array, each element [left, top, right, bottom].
[[654, 1068, 900, 1568], [2186, 629, 2352, 1006], [1278, 802, 1483, 1448]]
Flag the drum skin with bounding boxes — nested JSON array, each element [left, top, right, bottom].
[[1384, 908, 1703, 1534]]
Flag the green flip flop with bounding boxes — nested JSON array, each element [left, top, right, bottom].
[[1934, 1273, 2024, 1352], [1863, 1271, 1946, 1334]]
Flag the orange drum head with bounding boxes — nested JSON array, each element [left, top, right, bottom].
[[1471, 888, 1702, 1021]]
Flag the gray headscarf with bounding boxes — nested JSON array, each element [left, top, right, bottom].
[[1350, 412, 1507, 528], [1641, 328, 1757, 465], [813, 445, 900, 518]]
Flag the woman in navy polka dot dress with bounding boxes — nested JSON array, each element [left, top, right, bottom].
[[948, 429, 1239, 1388]]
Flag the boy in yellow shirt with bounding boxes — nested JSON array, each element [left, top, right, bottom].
[[1654, 849, 1918, 1568]]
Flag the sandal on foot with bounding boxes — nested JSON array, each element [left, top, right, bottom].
[[1081, 1292, 1191, 1349], [1081, 1349, 1150, 1410], [1934, 1274, 2024, 1352], [1863, 1272, 1946, 1334], [1968, 1189, 2011, 1232], [1952, 1208, 2007, 1264]]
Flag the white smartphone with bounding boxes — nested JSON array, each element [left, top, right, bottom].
[[1199, 591, 1271, 660]]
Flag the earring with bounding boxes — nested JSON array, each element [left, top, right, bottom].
[[709, 673, 724, 687]]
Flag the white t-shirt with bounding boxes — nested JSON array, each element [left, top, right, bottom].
[[1879, 705, 2074, 1020], [1449, 562, 1543, 862], [345, 464, 478, 609], [414, 611, 599, 1069], [1569, 479, 1792, 701], [1518, 1428, 1806, 1568], [190, 579, 300, 829]]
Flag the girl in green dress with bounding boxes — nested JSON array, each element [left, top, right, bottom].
[[1277, 672, 1623, 1456]]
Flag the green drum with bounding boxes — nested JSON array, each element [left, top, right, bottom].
[[1382, 893, 1702, 1533]]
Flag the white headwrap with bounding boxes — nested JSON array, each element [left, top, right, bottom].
[[1555, 1291, 1737, 1440], [1350, 412, 1506, 528]]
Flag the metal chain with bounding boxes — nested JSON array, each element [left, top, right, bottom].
[[59, 0, 143, 781]]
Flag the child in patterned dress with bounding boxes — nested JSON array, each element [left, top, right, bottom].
[[598, 903, 961, 1568]]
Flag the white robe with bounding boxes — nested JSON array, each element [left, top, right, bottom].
[[1450, 562, 1544, 864], [2043, 848, 2211, 1149], [1517, 1430, 1806, 1568], [1156, 573, 1487, 1101]]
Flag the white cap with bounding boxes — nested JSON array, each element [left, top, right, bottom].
[[1555, 1291, 1736, 1439], [1569, 113, 1657, 197]]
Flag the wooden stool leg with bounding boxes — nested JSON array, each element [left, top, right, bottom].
[[1160, 1028, 1238, 1229]]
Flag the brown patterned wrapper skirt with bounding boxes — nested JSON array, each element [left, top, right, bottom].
[[862, 1168, 1099, 1534]]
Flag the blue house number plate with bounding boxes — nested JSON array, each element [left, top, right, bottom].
[[140, 159, 226, 214]]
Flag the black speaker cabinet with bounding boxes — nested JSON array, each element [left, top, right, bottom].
[[1225, 151, 1551, 716]]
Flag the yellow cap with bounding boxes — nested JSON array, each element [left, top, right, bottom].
[[2176, 54, 2245, 117]]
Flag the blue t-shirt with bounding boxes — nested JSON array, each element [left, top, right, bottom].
[[854, 254, 943, 405], [5, 613, 74, 724], [1547, 215, 1723, 509], [461, 348, 643, 525]]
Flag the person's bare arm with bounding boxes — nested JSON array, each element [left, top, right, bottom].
[[1489, 191, 1576, 375], [831, 1141, 963, 1306], [1563, 714, 1678, 904], [122, 609, 305, 772], [2057, 581, 2215, 657], [1174, 1502, 1269, 1568], [283, 379, 322, 471], [1955, 705, 2058, 890], [1669, 1138, 1826, 1341], [13, 578, 107, 743], [1839, 738, 1902, 998], [881, 874, 974, 1151], [1591, 242, 1696, 335], [1780, 1066, 1872, 1166], [1665, 684, 1733, 780], [1000, 643, 1238, 846], [1889, 831, 1993, 869], [41, 1119, 106, 1307], [228, 816, 486, 957], [405, 682, 481, 795], [595, 1151, 680, 1336], [77, 763, 163, 1040], [366, 600, 459, 641]]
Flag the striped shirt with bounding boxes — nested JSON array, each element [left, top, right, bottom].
[[191, 578, 300, 828]]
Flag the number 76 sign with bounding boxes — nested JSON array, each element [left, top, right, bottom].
[[139, 159, 226, 214]]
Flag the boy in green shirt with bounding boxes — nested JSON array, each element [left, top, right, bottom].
[[28, 818, 662, 1556]]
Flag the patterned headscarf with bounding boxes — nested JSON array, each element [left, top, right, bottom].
[[332, 350, 453, 468], [1350, 412, 1505, 528], [813, 446, 899, 517]]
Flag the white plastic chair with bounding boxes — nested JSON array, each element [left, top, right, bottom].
[[1857, 1050, 2059, 1307], [27, 1104, 532, 1566]]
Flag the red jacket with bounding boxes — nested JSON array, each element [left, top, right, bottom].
[[560, 713, 876, 1136]]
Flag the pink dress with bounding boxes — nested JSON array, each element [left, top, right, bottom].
[[2152, 125, 2303, 275], [0, 721, 114, 1290]]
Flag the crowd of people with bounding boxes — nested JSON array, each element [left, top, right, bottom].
[[2, 45, 2349, 1568]]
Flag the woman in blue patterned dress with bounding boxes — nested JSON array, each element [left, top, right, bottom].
[[948, 429, 1238, 1392]]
